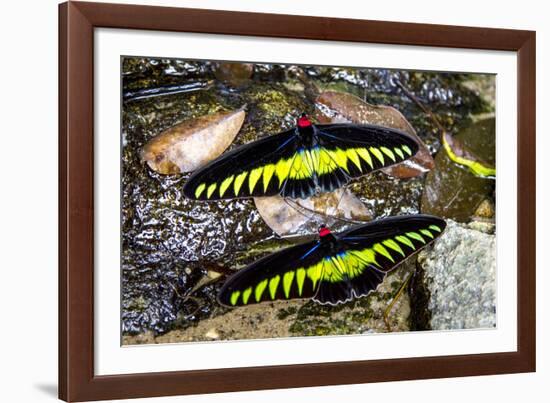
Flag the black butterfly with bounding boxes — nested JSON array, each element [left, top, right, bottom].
[[183, 114, 419, 200], [218, 214, 446, 307]]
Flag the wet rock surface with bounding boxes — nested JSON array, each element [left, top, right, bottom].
[[121, 58, 495, 340], [418, 220, 496, 330]]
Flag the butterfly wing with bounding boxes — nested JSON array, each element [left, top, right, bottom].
[[218, 214, 446, 307], [184, 123, 420, 201], [217, 240, 327, 307], [313, 214, 446, 305], [183, 129, 319, 200], [302, 124, 420, 195]]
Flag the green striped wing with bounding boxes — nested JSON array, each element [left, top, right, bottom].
[[183, 123, 420, 201], [311, 124, 420, 195], [217, 215, 446, 307], [217, 240, 324, 307], [314, 214, 446, 305], [183, 129, 313, 200]]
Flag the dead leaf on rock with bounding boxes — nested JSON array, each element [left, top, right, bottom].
[[254, 188, 372, 237], [421, 118, 495, 222], [141, 108, 246, 174], [315, 91, 434, 178], [442, 132, 495, 178]]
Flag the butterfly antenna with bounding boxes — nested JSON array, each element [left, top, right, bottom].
[[332, 187, 347, 214], [285, 195, 367, 226], [282, 197, 318, 223], [383, 268, 414, 332], [329, 187, 370, 225]]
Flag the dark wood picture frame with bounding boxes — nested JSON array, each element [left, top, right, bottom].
[[59, 1, 536, 401]]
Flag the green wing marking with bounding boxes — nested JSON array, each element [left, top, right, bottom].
[[218, 215, 446, 307], [184, 123, 420, 200], [183, 129, 301, 200]]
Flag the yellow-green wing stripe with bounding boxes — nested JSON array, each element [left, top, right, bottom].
[[344, 253, 363, 278], [321, 259, 337, 282], [262, 164, 276, 192], [333, 149, 350, 172], [356, 148, 373, 169], [318, 149, 338, 175], [369, 147, 384, 165], [275, 158, 293, 185], [269, 275, 281, 300], [351, 248, 380, 268], [283, 271, 295, 299], [373, 243, 395, 263], [307, 262, 323, 289], [296, 268, 306, 296], [255, 279, 268, 302], [219, 175, 234, 197], [248, 166, 263, 193], [383, 239, 405, 257], [195, 183, 206, 199], [429, 224, 442, 232], [346, 148, 362, 171], [242, 287, 253, 305], [289, 153, 310, 179], [206, 183, 217, 199], [406, 231, 426, 244], [230, 291, 240, 306], [402, 145, 412, 156], [303, 149, 316, 175], [380, 146, 396, 162], [233, 171, 248, 195], [420, 229, 434, 239], [394, 147, 404, 160], [395, 235, 415, 250], [308, 148, 320, 172], [332, 255, 347, 279]]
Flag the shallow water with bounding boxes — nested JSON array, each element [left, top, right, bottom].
[[121, 58, 495, 338]]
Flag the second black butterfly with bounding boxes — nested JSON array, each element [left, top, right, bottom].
[[218, 214, 446, 307], [183, 114, 419, 200]]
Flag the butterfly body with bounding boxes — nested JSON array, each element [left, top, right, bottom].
[[218, 214, 446, 307], [183, 114, 420, 200]]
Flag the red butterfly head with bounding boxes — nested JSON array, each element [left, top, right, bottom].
[[297, 113, 312, 128], [318, 224, 332, 238]]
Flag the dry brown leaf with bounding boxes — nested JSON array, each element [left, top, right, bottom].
[[254, 189, 372, 237], [421, 118, 495, 222], [141, 108, 245, 174]]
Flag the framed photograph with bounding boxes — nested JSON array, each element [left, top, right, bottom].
[[59, 1, 536, 401]]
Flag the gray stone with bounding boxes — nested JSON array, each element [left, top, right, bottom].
[[418, 220, 496, 330]]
